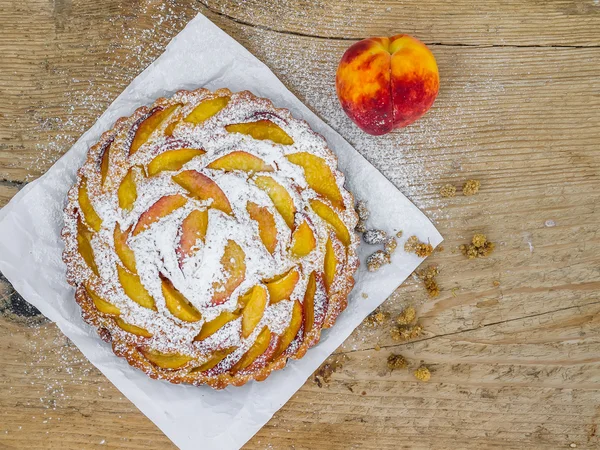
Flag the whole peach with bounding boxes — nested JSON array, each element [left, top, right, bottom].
[[336, 35, 439, 135]]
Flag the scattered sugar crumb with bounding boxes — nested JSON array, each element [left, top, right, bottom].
[[462, 179, 481, 196], [414, 365, 431, 382], [364, 309, 390, 327], [417, 265, 440, 298], [363, 229, 387, 245], [361, 292, 368, 299], [391, 323, 423, 342], [545, 219, 556, 227], [396, 230, 403, 238], [404, 235, 433, 258], [367, 250, 391, 272], [493, 280, 501, 287], [355, 200, 369, 221], [355, 220, 367, 233], [396, 306, 417, 326], [384, 238, 397, 255], [439, 184, 456, 198], [460, 234, 495, 259], [312, 355, 347, 388], [387, 354, 407, 370]]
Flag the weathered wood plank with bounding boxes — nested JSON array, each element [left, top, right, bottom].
[[1, 300, 598, 448], [1, 1, 599, 449], [202, 0, 600, 46], [1, 2, 599, 184]]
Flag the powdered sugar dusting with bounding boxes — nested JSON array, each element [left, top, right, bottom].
[[62, 89, 359, 381]]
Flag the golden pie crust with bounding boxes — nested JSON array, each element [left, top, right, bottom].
[[62, 89, 359, 389]]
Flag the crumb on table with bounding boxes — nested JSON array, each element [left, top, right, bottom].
[[387, 354, 408, 370], [396, 306, 417, 325], [391, 323, 423, 342], [460, 234, 495, 259], [439, 184, 457, 198], [313, 355, 347, 387], [462, 179, 481, 196], [404, 235, 434, 258], [414, 365, 431, 382], [364, 309, 390, 327], [396, 230, 403, 238], [417, 265, 440, 298]]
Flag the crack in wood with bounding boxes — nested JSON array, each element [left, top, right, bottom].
[[334, 298, 600, 356], [0, 179, 26, 187], [197, 0, 600, 49]]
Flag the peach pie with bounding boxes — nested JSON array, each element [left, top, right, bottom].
[[62, 89, 359, 388]]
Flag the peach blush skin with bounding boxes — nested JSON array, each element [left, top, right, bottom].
[[336, 35, 439, 136]]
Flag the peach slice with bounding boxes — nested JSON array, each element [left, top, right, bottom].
[[212, 240, 246, 305], [286, 152, 343, 209], [99, 139, 113, 187], [77, 218, 99, 277], [78, 177, 102, 232], [232, 326, 271, 372], [160, 276, 202, 322], [117, 264, 156, 310], [141, 349, 192, 369], [118, 168, 138, 212], [85, 284, 120, 316], [113, 224, 137, 274], [304, 272, 316, 334], [192, 347, 237, 372], [225, 120, 294, 145], [114, 318, 152, 337], [208, 151, 274, 173], [241, 285, 268, 338], [274, 300, 303, 357], [290, 220, 316, 257], [247, 202, 278, 254], [148, 148, 205, 176], [266, 269, 299, 304], [130, 104, 181, 155], [254, 175, 295, 229], [132, 194, 187, 236], [163, 121, 179, 137], [177, 209, 208, 264], [172, 170, 232, 215], [194, 311, 239, 341], [184, 96, 230, 124], [309, 199, 351, 246], [324, 236, 346, 293]]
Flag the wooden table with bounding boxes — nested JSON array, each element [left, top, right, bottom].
[[1, 1, 599, 448]]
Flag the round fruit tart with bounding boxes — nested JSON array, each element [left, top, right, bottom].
[[62, 88, 359, 388]]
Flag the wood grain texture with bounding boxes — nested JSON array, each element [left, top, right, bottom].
[[201, 0, 600, 46], [1, 0, 599, 449]]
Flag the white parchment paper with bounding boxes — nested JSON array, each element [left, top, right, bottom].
[[0, 13, 442, 450]]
